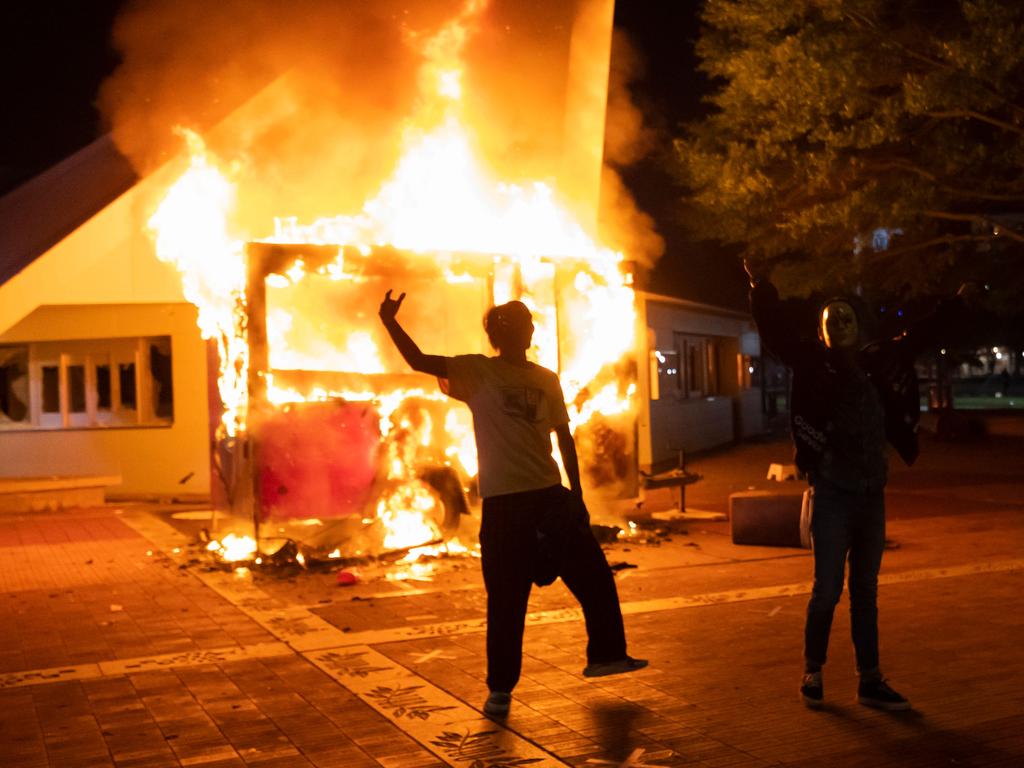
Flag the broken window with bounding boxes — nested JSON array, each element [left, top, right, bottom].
[[150, 340, 174, 420], [0, 346, 29, 424], [4, 336, 174, 430]]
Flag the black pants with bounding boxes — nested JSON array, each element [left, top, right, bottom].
[[804, 478, 886, 673], [480, 485, 627, 693]]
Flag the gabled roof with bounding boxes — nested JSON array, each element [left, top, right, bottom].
[[0, 135, 137, 287]]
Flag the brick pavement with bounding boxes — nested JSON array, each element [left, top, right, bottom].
[[0, 434, 1022, 766]]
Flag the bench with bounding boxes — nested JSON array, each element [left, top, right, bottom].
[[0, 475, 122, 513], [639, 469, 703, 513]]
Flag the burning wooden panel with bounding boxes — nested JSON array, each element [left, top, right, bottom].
[[257, 400, 379, 522]]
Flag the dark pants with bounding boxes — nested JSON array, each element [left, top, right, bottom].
[[480, 485, 627, 693], [804, 478, 886, 674]]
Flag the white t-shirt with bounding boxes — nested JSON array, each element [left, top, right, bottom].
[[444, 354, 569, 498]]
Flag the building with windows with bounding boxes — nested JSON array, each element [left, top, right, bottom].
[[636, 292, 763, 471], [0, 137, 212, 498]]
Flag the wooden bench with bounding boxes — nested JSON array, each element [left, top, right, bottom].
[[0, 475, 122, 513]]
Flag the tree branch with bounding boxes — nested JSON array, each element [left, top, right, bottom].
[[867, 160, 1024, 202], [923, 210, 1024, 244], [845, 11, 1024, 121], [880, 233, 993, 259], [927, 110, 1024, 138]]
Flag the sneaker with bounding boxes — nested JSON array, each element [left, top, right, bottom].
[[483, 691, 511, 718], [582, 656, 649, 678], [858, 678, 910, 711], [800, 670, 824, 708]]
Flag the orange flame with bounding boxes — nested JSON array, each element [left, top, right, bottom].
[[148, 0, 637, 557]]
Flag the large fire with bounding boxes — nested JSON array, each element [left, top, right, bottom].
[[149, 0, 637, 560]]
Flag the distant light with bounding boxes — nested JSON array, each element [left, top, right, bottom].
[[748, 366, 755, 374], [992, 347, 999, 354], [940, 349, 946, 355], [996, 352, 1003, 360], [897, 309, 903, 317], [880, 306, 886, 313]]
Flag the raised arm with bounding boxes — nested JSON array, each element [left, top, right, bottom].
[[745, 259, 815, 367], [378, 290, 449, 379]]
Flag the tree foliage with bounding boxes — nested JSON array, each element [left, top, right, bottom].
[[675, 0, 1024, 305]]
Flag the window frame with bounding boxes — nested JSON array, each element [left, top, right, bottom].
[[2, 336, 174, 432]]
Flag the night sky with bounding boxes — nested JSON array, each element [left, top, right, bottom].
[[0, 1, 746, 308]]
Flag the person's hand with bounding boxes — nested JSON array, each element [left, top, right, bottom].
[[568, 490, 590, 529], [379, 289, 406, 323]]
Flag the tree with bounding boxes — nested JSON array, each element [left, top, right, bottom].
[[675, 0, 1024, 307]]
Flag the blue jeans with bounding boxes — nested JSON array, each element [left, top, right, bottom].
[[804, 477, 886, 673]]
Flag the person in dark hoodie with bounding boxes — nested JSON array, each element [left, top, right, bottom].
[[745, 260, 968, 711], [378, 290, 646, 719]]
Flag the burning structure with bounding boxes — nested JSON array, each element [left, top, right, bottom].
[[144, 1, 640, 556], [0, 1, 763, 546]]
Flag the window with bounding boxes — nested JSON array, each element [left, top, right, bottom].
[[119, 363, 137, 409], [740, 355, 761, 389], [653, 349, 680, 400], [0, 346, 30, 425], [96, 365, 112, 409], [69, 366, 86, 412], [0, 336, 175, 431], [652, 333, 726, 402], [42, 366, 60, 413]]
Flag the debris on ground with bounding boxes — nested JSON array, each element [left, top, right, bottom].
[[608, 561, 637, 571], [336, 569, 360, 586]]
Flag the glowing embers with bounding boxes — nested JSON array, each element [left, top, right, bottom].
[[377, 482, 442, 552], [206, 533, 257, 562]]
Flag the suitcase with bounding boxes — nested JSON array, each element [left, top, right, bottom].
[[729, 489, 813, 548]]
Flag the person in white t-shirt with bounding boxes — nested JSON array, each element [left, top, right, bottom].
[[379, 290, 647, 718]]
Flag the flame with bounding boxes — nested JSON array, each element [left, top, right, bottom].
[[378, 481, 441, 551], [149, 0, 637, 553], [206, 533, 258, 562], [149, 129, 248, 436]]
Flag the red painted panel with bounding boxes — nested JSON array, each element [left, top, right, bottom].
[[258, 400, 380, 522]]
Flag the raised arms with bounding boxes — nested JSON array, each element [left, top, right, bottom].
[[378, 290, 449, 379]]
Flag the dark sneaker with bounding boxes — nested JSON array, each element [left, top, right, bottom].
[[583, 656, 648, 678], [858, 678, 911, 711], [483, 691, 511, 718], [800, 670, 824, 709]]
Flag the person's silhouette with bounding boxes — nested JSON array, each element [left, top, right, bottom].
[[745, 261, 968, 712], [379, 290, 647, 718]]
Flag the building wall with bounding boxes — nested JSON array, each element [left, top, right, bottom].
[[738, 388, 764, 439], [648, 395, 735, 462], [0, 168, 186, 337], [0, 303, 210, 497]]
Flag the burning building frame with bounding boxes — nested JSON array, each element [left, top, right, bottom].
[[197, 230, 641, 564], [137, 0, 644, 563], [0, 0, 761, 542]]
